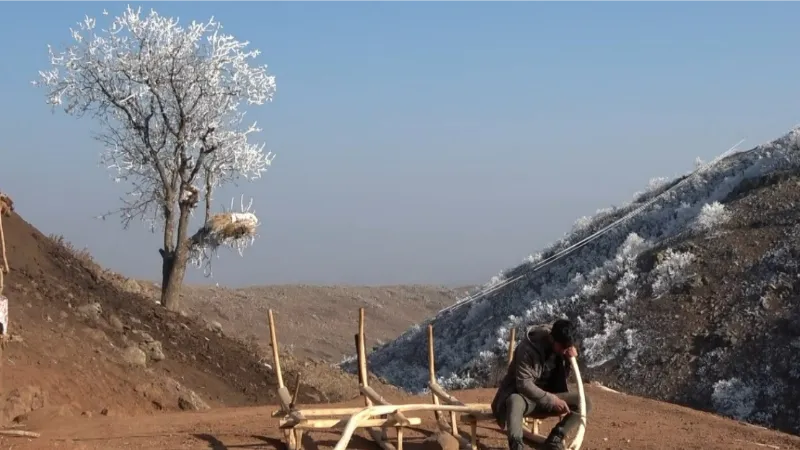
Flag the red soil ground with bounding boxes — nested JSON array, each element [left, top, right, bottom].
[[3, 385, 800, 450]]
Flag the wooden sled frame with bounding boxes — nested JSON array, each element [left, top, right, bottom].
[[269, 309, 586, 450], [426, 324, 587, 450], [268, 309, 423, 450]]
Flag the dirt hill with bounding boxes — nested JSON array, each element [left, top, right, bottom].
[[0, 204, 467, 426], [365, 127, 800, 435], [0, 210, 362, 423]]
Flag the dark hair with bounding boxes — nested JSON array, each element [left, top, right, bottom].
[[551, 319, 576, 347]]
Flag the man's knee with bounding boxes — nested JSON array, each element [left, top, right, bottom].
[[504, 394, 528, 440], [505, 393, 527, 416]]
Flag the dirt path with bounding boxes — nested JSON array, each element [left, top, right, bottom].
[[4, 386, 799, 450]]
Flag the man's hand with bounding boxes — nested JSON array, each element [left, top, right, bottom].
[[563, 346, 578, 358], [551, 395, 570, 415]]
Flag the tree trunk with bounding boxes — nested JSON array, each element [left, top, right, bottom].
[[159, 201, 193, 311], [160, 247, 188, 311], [159, 248, 175, 299]]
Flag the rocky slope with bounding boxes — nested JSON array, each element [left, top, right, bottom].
[[361, 126, 800, 435]]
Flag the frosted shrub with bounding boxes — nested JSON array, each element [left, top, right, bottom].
[[647, 176, 670, 191], [524, 252, 543, 264], [711, 378, 756, 420], [651, 249, 696, 297], [439, 372, 480, 390], [571, 215, 593, 233], [623, 328, 642, 363], [693, 201, 732, 232], [614, 232, 649, 266], [631, 176, 670, 202], [340, 353, 357, 365], [694, 156, 706, 169], [583, 320, 622, 368], [579, 233, 647, 368], [484, 272, 506, 289]]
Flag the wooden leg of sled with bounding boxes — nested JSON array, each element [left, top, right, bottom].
[[427, 324, 443, 424], [367, 427, 396, 450], [470, 421, 477, 450], [0, 333, 3, 401], [283, 428, 297, 450], [396, 426, 404, 450], [532, 419, 539, 435], [0, 211, 8, 275]]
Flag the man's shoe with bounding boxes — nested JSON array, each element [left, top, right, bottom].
[[542, 431, 566, 450]]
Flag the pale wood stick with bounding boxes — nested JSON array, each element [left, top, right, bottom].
[[427, 324, 443, 423], [357, 308, 371, 402], [291, 373, 302, 408], [425, 324, 458, 433], [281, 416, 423, 430], [566, 356, 587, 450], [267, 309, 284, 389], [334, 404, 483, 450], [358, 307, 411, 450], [0, 212, 6, 295], [272, 406, 367, 417], [0, 212, 8, 274], [0, 430, 41, 438]]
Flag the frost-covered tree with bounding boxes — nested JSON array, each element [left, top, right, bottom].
[[33, 6, 277, 310]]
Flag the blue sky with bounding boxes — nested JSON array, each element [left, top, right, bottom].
[[2, 2, 799, 287]]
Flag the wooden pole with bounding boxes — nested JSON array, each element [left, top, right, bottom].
[[357, 308, 372, 405], [268, 309, 284, 389], [424, 323, 458, 434], [291, 373, 302, 409], [0, 212, 6, 295], [358, 308, 407, 450], [0, 211, 7, 416], [0, 205, 38, 440], [427, 324, 442, 423], [0, 210, 8, 274]]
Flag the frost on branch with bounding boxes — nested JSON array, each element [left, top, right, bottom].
[[692, 201, 731, 232], [32, 5, 277, 234], [711, 377, 756, 420], [651, 248, 696, 297]]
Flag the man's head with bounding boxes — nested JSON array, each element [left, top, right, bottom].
[[550, 318, 577, 355]]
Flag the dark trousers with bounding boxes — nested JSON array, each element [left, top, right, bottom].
[[504, 392, 592, 443]]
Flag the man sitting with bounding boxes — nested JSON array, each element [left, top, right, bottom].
[[490, 319, 592, 450]]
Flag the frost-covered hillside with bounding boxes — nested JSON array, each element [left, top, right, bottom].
[[357, 126, 800, 434]]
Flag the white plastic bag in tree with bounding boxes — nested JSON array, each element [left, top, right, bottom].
[[0, 295, 8, 336]]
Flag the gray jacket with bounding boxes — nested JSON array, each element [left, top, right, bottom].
[[490, 322, 571, 428]]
